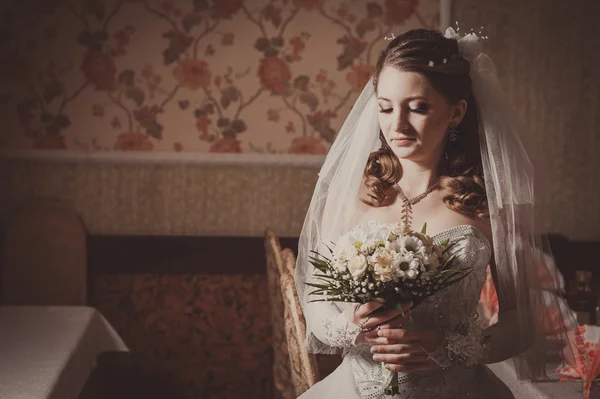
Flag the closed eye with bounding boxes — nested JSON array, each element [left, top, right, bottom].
[[410, 107, 428, 114], [378, 107, 429, 114]]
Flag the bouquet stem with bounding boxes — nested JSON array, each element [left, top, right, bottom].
[[381, 363, 399, 395]]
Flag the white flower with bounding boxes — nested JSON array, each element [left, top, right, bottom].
[[358, 238, 381, 255], [347, 254, 368, 279], [371, 248, 398, 282], [424, 253, 440, 272], [333, 240, 359, 262], [403, 235, 426, 255], [332, 259, 348, 273], [397, 258, 422, 280]]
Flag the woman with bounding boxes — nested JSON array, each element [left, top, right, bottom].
[[294, 28, 575, 398]]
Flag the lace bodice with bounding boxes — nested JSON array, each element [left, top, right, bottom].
[[308, 222, 493, 399]]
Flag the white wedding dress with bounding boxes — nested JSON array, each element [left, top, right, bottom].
[[299, 221, 515, 399]]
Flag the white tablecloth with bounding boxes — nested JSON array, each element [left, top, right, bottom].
[[0, 306, 128, 399], [488, 359, 587, 399]]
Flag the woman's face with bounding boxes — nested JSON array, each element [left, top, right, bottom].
[[376, 66, 466, 163]]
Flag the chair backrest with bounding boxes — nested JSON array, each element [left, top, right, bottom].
[[264, 229, 294, 399], [1, 198, 87, 305], [280, 248, 318, 397]]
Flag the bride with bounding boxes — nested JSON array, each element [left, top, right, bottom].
[[294, 28, 575, 398]]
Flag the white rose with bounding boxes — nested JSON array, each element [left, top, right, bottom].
[[347, 254, 368, 279], [333, 241, 358, 262]]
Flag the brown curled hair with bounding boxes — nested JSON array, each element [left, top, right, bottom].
[[362, 29, 488, 219]]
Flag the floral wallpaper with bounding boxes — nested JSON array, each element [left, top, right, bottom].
[[0, 0, 440, 154]]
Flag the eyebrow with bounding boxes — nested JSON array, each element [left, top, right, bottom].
[[376, 96, 429, 102]]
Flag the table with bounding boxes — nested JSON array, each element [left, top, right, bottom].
[[488, 359, 590, 399], [0, 306, 128, 399]]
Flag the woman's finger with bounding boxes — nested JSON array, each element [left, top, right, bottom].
[[372, 353, 428, 364], [356, 300, 412, 319], [370, 343, 423, 355], [377, 328, 418, 341], [363, 335, 392, 345], [384, 359, 439, 373], [354, 300, 384, 318], [378, 312, 411, 330]]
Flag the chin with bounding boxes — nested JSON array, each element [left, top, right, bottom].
[[390, 147, 420, 160]]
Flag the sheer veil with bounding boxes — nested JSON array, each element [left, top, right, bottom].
[[294, 27, 578, 379]]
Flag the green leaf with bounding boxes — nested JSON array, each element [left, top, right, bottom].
[[440, 239, 450, 247], [442, 241, 458, 254], [420, 222, 427, 234], [305, 283, 330, 289], [395, 302, 405, 316], [125, 86, 145, 106], [308, 257, 329, 268], [118, 70, 135, 87], [43, 80, 64, 104], [308, 260, 327, 272]]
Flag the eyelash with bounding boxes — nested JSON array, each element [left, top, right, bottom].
[[378, 107, 428, 114]]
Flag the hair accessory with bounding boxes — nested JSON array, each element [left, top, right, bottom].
[[384, 33, 396, 41], [428, 61, 434, 67]]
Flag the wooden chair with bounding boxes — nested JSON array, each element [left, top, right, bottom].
[[264, 229, 294, 399], [280, 248, 319, 397], [1, 198, 87, 305]]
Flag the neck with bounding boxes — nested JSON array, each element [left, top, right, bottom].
[[396, 158, 442, 198]]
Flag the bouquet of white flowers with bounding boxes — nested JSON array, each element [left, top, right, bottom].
[[306, 221, 472, 395]]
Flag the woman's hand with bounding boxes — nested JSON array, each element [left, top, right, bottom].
[[344, 300, 413, 345], [370, 327, 446, 372]]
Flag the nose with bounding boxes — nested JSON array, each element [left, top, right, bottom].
[[391, 109, 408, 132]]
